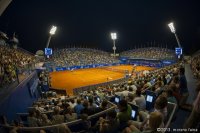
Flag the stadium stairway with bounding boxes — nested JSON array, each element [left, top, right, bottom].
[[170, 63, 197, 129]]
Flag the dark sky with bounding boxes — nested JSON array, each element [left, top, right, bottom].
[[0, 0, 200, 54]]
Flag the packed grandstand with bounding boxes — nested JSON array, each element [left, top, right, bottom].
[[0, 33, 200, 133]]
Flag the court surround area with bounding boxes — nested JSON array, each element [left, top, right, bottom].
[[50, 65, 155, 95]]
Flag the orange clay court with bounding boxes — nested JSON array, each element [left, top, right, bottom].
[[49, 65, 155, 95]]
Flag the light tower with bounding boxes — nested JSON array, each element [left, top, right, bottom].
[[111, 32, 117, 56], [46, 25, 57, 48], [168, 22, 181, 48]]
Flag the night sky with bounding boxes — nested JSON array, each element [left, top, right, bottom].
[[0, 0, 200, 54]]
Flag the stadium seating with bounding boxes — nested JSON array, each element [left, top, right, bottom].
[[48, 48, 119, 68], [120, 47, 176, 60], [0, 45, 36, 88]]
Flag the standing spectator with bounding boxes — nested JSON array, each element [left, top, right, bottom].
[[179, 67, 189, 108]]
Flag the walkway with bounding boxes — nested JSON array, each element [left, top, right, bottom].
[[170, 63, 197, 129]]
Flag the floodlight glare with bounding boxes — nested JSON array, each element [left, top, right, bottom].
[[167, 22, 182, 49], [49, 25, 57, 35], [46, 25, 57, 48], [168, 22, 175, 33], [111, 32, 117, 40]]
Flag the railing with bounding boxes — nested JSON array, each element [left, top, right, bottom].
[[0, 62, 36, 89], [163, 102, 177, 133], [73, 77, 128, 95], [0, 101, 116, 132], [0, 45, 36, 89]]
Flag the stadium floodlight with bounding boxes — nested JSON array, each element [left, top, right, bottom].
[[167, 22, 181, 48], [168, 22, 175, 33], [111, 32, 117, 56], [111, 32, 117, 40], [49, 25, 57, 35], [46, 25, 57, 48]]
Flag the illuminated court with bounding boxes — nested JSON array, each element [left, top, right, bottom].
[[49, 65, 155, 95]]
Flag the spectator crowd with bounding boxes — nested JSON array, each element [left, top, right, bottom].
[[2, 61, 199, 133], [49, 48, 119, 67], [120, 47, 176, 60], [0, 45, 36, 88]]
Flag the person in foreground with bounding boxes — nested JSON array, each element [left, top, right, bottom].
[[123, 111, 164, 133]]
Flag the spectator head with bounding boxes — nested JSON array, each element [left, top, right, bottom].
[[118, 99, 128, 112], [179, 67, 185, 75], [101, 100, 108, 109], [77, 99, 82, 104], [156, 81, 162, 87], [129, 87, 133, 92], [165, 89, 174, 97], [149, 111, 163, 130], [173, 76, 179, 83], [57, 123, 72, 133], [80, 114, 88, 121], [41, 114, 48, 121], [28, 110, 36, 117], [54, 106, 60, 115], [136, 89, 142, 97], [154, 96, 168, 110], [83, 100, 89, 108], [70, 98, 75, 104], [106, 110, 117, 120], [88, 98, 93, 105]]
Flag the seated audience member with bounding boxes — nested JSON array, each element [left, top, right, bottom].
[[128, 94, 136, 105], [117, 100, 132, 125], [80, 114, 91, 131], [65, 107, 77, 122], [38, 114, 52, 126], [128, 86, 135, 96], [154, 81, 163, 94], [81, 100, 95, 116], [124, 112, 164, 133], [55, 123, 72, 133], [52, 106, 65, 124], [132, 89, 146, 110], [129, 82, 137, 92], [153, 95, 168, 121], [98, 111, 119, 133], [170, 84, 181, 103], [162, 89, 177, 104], [69, 98, 76, 108], [88, 98, 97, 109], [95, 100, 108, 113], [60, 102, 70, 115], [122, 87, 129, 97], [9, 120, 23, 133], [170, 76, 179, 92], [137, 95, 168, 127], [74, 99, 84, 116], [27, 110, 38, 127]]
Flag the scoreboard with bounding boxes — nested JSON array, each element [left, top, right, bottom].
[[175, 48, 182, 55], [45, 48, 53, 56]]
